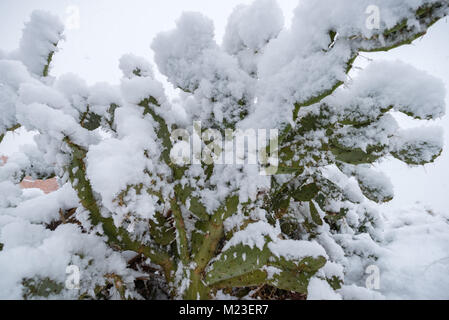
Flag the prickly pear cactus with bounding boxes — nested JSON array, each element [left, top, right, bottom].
[[0, 1, 448, 300]]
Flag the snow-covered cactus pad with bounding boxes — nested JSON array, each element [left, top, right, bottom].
[[0, 0, 447, 299]]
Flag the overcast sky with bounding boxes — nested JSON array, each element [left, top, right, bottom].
[[1, 0, 449, 213]]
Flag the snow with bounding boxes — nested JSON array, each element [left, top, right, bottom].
[[55, 73, 89, 113], [1, 0, 448, 300], [152, 11, 216, 93], [352, 165, 394, 203], [268, 240, 327, 261], [223, 0, 283, 54], [248, 0, 448, 129], [86, 105, 160, 223], [119, 54, 154, 79], [222, 221, 279, 251], [17, 10, 64, 76], [336, 114, 399, 152], [222, 0, 284, 75], [307, 277, 342, 300], [331, 60, 446, 121], [0, 181, 133, 299], [0, 60, 36, 90], [16, 102, 94, 148], [2, 183, 78, 224], [0, 223, 131, 299], [0, 220, 51, 249], [378, 205, 449, 299], [392, 126, 443, 164], [152, 11, 254, 127], [338, 284, 384, 300], [88, 82, 122, 108], [0, 181, 22, 208], [0, 60, 35, 132], [19, 82, 76, 118], [120, 76, 165, 106], [222, 220, 327, 262]]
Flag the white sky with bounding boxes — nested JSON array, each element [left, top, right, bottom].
[[0, 1, 449, 213]]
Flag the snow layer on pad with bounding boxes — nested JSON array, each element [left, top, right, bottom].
[[0, 60, 36, 91], [222, 0, 284, 76], [55, 73, 89, 99], [86, 136, 150, 212], [55, 73, 89, 113], [268, 239, 327, 261], [257, 39, 351, 113], [307, 277, 342, 300], [287, 0, 445, 45], [331, 60, 446, 121], [119, 54, 154, 79], [152, 11, 254, 126], [0, 181, 22, 208], [18, 10, 64, 76], [0, 220, 50, 249], [2, 183, 78, 224], [152, 12, 216, 92], [320, 261, 345, 280], [222, 220, 327, 261], [353, 165, 394, 203], [120, 76, 165, 105], [19, 83, 73, 117], [0, 224, 129, 299], [221, 221, 279, 251], [0, 150, 30, 183], [0, 145, 54, 184], [250, 0, 446, 129], [88, 82, 122, 119], [336, 114, 398, 152], [0, 60, 36, 132], [16, 102, 95, 148], [392, 126, 443, 164], [88, 82, 122, 107], [86, 104, 165, 223], [223, 0, 284, 54], [262, 266, 282, 280]]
